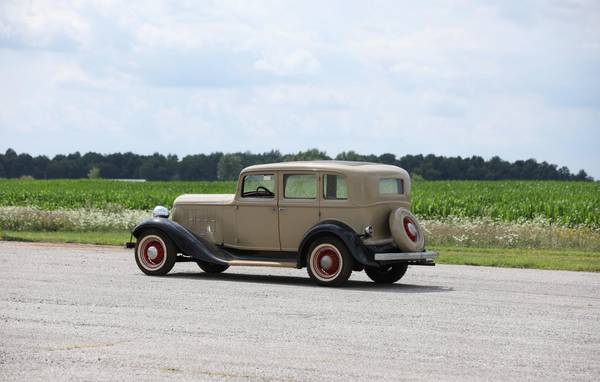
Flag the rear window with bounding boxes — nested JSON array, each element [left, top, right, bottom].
[[379, 178, 404, 195]]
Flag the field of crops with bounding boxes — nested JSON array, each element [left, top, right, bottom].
[[1, 179, 598, 228]]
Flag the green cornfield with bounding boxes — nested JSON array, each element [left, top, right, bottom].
[[0, 179, 598, 228]]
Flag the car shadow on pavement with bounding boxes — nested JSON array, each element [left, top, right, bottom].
[[165, 272, 452, 294]]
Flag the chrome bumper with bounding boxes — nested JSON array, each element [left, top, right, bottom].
[[374, 251, 438, 262]]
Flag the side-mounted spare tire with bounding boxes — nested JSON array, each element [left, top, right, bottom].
[[389, 208, 425, 252]]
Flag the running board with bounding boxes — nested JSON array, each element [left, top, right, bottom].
[[226, 260, 296, 268]]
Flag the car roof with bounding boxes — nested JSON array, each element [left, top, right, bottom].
[[241, 160, 407, 176]]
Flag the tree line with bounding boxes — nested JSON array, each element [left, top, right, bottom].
[[0, 148, 592, 181]]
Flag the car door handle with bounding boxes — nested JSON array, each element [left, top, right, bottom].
[[278, 207, 287, 211]]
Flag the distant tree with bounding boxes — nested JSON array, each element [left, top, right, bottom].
[[31, 155, 49, 179], [575, 169, 590, 181], [284, 148, 330, 161], [87, 166, 102, 179], [98, 162, 120, 178], [0, 147, 592, 181], [3, 148, 17, 177], [336, 150, 376, 162], [378, 153, 397, 165], [217, 154, 243, 180], [138, 153, 178, 180]]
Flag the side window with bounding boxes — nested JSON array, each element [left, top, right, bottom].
[[323, 174, 348, 200], [379, 178, 404, 195], [283, 174, 316, 199], [242, 174, 275, 198]]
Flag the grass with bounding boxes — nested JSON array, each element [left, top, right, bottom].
[[1, 179, 599, 272], [1, 179, 598, 228], [2, 230, 598, 272], [432, 246, 600, 272], [0, 230, 131, 246]]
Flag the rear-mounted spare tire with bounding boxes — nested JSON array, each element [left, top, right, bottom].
[[389, 208, 425, 252]]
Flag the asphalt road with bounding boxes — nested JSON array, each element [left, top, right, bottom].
[[0, 241, 598, 381]]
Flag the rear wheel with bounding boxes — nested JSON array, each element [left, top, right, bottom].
[[306, 236, 353, 287], [196, 261, 229, 273], [365, 264, 408, 284], [135, 229, 177, 276]]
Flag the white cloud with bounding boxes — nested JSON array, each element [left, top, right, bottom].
[[254, 50, 321, 76], [0, 0, 599, 177]]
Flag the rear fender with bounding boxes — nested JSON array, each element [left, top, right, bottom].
[[297, 220, 377, 268], [132, 218, 228, 266]]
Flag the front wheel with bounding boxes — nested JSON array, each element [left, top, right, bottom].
[[365, 264, 408, 284], [135, 230, 177, 276], [306, 236, 353, 287]]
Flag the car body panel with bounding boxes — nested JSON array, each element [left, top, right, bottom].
[[131, 217, 229, 265]]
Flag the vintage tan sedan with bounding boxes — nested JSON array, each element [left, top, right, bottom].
[[130, 161, 437, 286]]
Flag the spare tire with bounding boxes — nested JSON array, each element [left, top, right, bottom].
[[389, 208, 425, 252]]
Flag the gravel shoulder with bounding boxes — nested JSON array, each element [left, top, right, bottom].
[[1, 241, 599, 381]]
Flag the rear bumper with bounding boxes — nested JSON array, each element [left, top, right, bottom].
[[374, 251, 438, 263]]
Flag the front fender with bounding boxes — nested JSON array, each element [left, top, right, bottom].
[[297, 220, 377, 268], [132, 218, 228, 266]]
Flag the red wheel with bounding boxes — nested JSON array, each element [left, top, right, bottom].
[[403, 216, 419, 242], [310, 244, 342, 281], [139, 236, 166, 270], [135, 230, 177, 276], [306, 236, 353, 287]]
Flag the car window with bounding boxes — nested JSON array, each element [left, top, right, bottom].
[[284, 174, 316, 199], [323, 174, 348, 200], [379, 178, 404, 195], [242, 174, 275, 198]]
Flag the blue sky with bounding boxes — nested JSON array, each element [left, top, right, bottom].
[[1, 0, 599, 178]]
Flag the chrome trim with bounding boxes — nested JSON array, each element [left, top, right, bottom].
[[226, 260, 296, 268], [374, 251, 438, 261]]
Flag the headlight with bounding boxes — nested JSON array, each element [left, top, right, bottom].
[[153, 206, 169, 218], [364, 225, 374, 236]]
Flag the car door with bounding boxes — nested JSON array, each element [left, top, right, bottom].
[[278, 172, 319, 251], [234, 173, 280, 250]]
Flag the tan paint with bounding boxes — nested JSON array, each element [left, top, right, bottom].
[[171, 161, 413, 252]]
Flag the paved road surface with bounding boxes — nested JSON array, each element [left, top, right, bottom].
[[0, 241, 598, 381]]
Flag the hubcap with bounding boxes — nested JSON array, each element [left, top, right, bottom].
[[403, 217, 419, 242], [407, 223, 417, 237], [147, 246, 158, 260], [320, 255, 333, 269]]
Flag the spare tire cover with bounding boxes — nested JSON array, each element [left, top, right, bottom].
[[389, 208, 425, 252]]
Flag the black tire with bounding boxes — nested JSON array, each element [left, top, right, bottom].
[[365, 264, 408, 284], [134, 229, 177, 276], [306, 236, 353, 287], [196, 261, 229, 273]]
